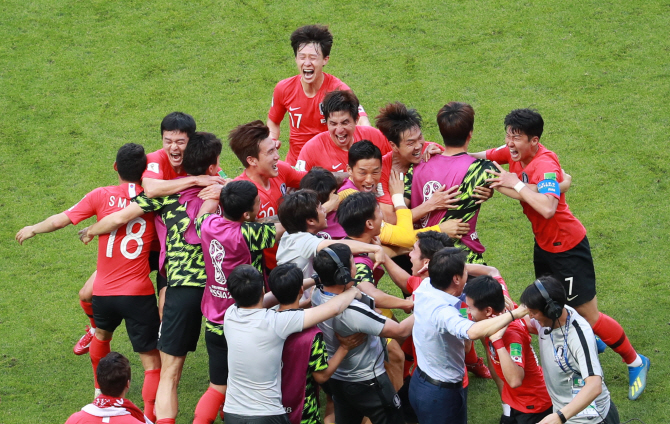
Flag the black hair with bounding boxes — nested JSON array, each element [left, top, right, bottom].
[[436, 102, 475, 147], [428, 247, 467, 290], [520, 275, 566, 312], [182, 131, 222, 176], [228, 265, 265, 307], [322, 90, 360, 122], [300, 167, 338, 204], [228, 120, 271, 168], [268, 263, 304, 305], [290, 25, 333, 58], [115, 143, 146, 183], [463, 276, 505, 313], [375, 102, 423, 147], [313, 243, 352, 287], [97, 352, 131, 398], [220, 180, 258, 221], [336, 192, 377, 237], [160, 112, 196, 137], [416, 231, 454, 260], [348, 140, 382, 169], [278, 190, 320, 234], [504, 109, 544, 140]]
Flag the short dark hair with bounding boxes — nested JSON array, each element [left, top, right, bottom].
[[337, 192, 377, 237], [278, 190, 320, 234], [428, 247, 467, 290], [290, 25, 333, 58], [269, 263, 304, 305], [348, 140, 381, 169], [300, 167, 338, 204], [182, 132, 222, 176], [416, 231, 454, 260], [322, 90, 360, 122], [161, 112, 196, 137], [229, 120, 271, 168], [116, 143, 146, 183], [221, 180, 258, 221], [97, 352, 131, 398], [228, 265, 265, 307], [463, 276, 505, 313], [504, 109, 544, 140], [436, 102, 475, 147], [313, 243, 352, 287], [375, 102, 422, 147], [520, 275, 566, 312]]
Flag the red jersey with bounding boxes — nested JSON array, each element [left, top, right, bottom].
[[378, 142, 444, 205], [65, 411, 144, 424], [486, 144, 586, 253], [295, 126, 392, 172], [65, 184, 156, 297], [234, 161, 306, 268], [484, 320, 552, 413], [142, 149, 187, 181], [268, 73, 367, 165]]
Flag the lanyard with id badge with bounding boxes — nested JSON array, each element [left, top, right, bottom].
[[550, 311, 599, 419]]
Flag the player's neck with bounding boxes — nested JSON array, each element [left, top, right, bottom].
[[553, 308, 569, 329], [118, 177, 140, 186], [442, 145, 468, 156], [278, 300, 300, 311], [240, 299, 265, 310], [301, 73, 325, 97], [245, 168, 272, 190], [323, 284, 345, 295], [392, 152, 412, 173], [349, 233, 374, 244]]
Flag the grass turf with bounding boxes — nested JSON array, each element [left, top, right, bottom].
[[1, 0, 669, 422]]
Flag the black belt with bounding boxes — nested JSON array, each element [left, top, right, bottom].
[[417, 368, 462, 389]]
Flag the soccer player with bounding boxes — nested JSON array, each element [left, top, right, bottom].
[[270, 263, 366, 424], [17, 144, 161, 421], [192, 180, 283, 424], [409, 247, 529, 424], [230, 120, 307, 270], [311, 243, 415, 424], [79, 132, 223, 424], [464, 276, 553, 424], [223, 264, 363, 424], [299, 167, 347, 240], [267, 25, 370, 165], [478, 108, 649, 400], [520, 277, 620, 424], [295, 90, 391, 172], [65, 352, 148, 424]]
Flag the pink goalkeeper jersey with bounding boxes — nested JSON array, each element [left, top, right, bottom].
[[198, 215, 251, 324]]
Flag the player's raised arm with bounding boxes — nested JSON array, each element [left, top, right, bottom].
[[469, 150, 487, 160], [16, 212, 73, 245], [302, 286, 361, 329], [78, 203, 144, 244], [142, 175, 225, 199]]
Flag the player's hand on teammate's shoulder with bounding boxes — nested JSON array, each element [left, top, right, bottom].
[[422, 143, 443, 163], [427, 185, 461, 211], [78, 227, 94, 245], [323, 190, 341, 214], [389, 170, 404, 197], [198, 184, 224, 201], [473, 185, 494, 204], [15, 226, 36, 245], [336, 332, 367, 351], [438, 219, 469, 239], [485, 161, 520, 189], [194, 174, 226, 188]]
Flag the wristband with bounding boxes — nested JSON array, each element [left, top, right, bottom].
[[556, 410, 567, 423], [513, 181, 525, 193], [509, 310, 515, 322], [492, 339, 505, 350], [392, 193, 406, 208]]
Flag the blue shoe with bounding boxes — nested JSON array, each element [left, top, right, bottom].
[[595, 336, 607, 354], [628, 354, 650, 400]]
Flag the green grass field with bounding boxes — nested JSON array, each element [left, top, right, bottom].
[[1, 0, 669, 422]]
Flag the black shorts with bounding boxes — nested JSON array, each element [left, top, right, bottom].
[[329, 374, 404, 424], [533, 236, 596, 307], [502, 406, 552, 424], [157, 286, 204, 356], [91, 295, 159, 353], [205, 320, 229, 386], [225, 413, 291, 424], [148, 251, 168, 291]]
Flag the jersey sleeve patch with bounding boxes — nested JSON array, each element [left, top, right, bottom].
[[537, 179, 560, 197], [509, 342, 523, 363], [147, 162, 159, 174]]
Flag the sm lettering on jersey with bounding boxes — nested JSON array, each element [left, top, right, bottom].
[[108, 196, 129, 209]]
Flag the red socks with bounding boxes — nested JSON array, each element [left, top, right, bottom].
[[142, 369, 161, 422], [80, 300, 96, 328], [193, 387, 226, 424], [592, 312, 638, 364], [156, 419, 176, 424], [464, 341, 478, 365], [89, 337, 111, 388]]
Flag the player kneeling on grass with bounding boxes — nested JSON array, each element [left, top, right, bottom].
[[65, 352, 151, 424], [464, 276, 553, 424], [223, 264, 364, 424], [17, 144, 161, 420], [269, 263, 366, 424], [520, 276, 620, 424]]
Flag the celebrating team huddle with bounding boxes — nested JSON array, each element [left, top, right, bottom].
[[17, 25, 650, 424]]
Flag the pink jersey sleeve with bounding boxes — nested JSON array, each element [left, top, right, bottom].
[[268, 81, 288, 124], [64, 189, 100, 225], [278, 161, 307, 188], [486, 145, 511, 164]]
